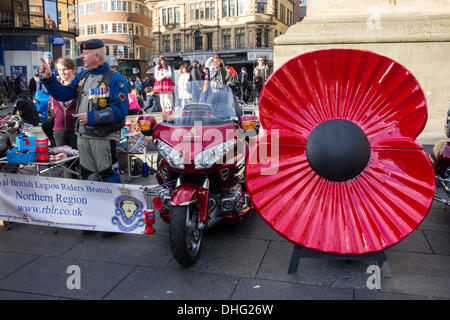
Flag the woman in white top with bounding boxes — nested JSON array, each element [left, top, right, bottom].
[[177, 65, 192, 109]]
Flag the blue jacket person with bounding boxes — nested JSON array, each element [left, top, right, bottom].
[[39, 39, 128, 182]]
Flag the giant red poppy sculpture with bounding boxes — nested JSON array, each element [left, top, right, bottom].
[[246, 49, 436, 254]]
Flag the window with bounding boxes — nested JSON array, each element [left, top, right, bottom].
[[162, 8, 167, 25], [174, 34, 181, 52], [190, 2, 215, 21], [0, 1, 13, 27], [194, 30, 202, 51], [57, 0, 67, 31], [100, 1, 108, 11], [87, 24, 96, 35], [235, 27, 245, 48], [222, 29, 231, 49], [206, 33, 213, 50], [100, 23, 109, 33], [168, 7, 173, 24], [274, 0, 278, 18], [223, 0, 244, 17], [68, 0, 76, 33], [230, 0, 236, 17], [162, 35, 170, 53], [256, 29, 268, 47], [44, 0, 58, 29], [117, 45, 124, 58], [238, 0, 245, 16], [14, 0, 30, 28], [175, 7, 180, 24], [85, 2, 95, 15], [257, 0, 267, 13], [29, 0, 44, 28], [105, 45, 110, 55], [222, 1, 227, 17]]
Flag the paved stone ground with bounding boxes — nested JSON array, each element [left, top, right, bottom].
[[1, 163, 449, 300], [1, 102, 449, 300]]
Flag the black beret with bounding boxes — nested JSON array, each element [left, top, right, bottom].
[[80, 39, 105, 52]]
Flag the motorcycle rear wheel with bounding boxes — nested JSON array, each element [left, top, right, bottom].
[[169, 204, 203, 267]]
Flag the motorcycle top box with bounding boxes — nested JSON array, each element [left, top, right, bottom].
[[139, 81, 258, 266]]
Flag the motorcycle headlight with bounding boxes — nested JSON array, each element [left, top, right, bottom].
[[155, 139, 185, 169], [194, 139, 236, 169]]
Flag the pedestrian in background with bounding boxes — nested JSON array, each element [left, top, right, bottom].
[[225, 66, 239, 98], [134, 76, 142, 93], [0, 72, 6, 106], [141, 77, 151, 97], [35, 52, 56, 123], [6, 76, 14, 102], [239, 67, 249, 102], [177, 65, 191, 108], [128, 88, 142, 115], [210, 58, 227, 92], [143, 86, 161, 113], [190, 61, 202, 81], [12, 94, 40, 126], [154, 55, 175, 115], [253, 56, 270, 103], [28, 74, 38, 99]]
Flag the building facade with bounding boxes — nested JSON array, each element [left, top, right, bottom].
[[0, 0, 78, 89], [77, 0, 152, 78], [145, 0, 295, 75]]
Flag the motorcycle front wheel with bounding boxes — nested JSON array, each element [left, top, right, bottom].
[[169, 204, 203, 267]]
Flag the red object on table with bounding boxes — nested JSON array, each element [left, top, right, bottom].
[[246, 49, 435, 255], [35, 139, 49, 162]]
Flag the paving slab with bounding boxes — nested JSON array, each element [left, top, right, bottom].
[[104, 266, 239, 300], [256, 241, 377, 289], [423, 229, 450, 255], [205, 210, 286, 242], [62, 233, 173, 268], [0, 251, 38, 280], [388, 229, 433, 254], [167, 237, 269, 278], [231, 277, 353, 300], [0, 289, 59, 300], [382, 250, 450, 299], [354, 289, 435, 300], [0, 256, 134, 300], [0, 224, 85, 257]]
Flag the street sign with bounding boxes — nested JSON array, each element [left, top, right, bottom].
[[50, 35, 66, 47]]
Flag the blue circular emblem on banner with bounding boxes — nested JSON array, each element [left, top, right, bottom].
[[50, 36, 66, 47]]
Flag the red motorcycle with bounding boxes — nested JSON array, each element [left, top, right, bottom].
[[430, 105, 450, 207], [139, 81, 259, 266]]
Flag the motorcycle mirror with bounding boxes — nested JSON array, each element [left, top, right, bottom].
[[239, 115, 259, 133], [138, 114, 157, 136]]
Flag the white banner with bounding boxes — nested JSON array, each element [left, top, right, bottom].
[[0, 173, 148, 234]]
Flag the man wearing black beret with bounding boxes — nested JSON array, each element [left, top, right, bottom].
[[39, 38, 129, 184]]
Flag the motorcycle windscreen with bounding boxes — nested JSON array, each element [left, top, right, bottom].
[[246, 49, 436, 254]]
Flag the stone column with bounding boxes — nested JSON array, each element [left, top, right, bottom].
[[274, 8, 450, 143]]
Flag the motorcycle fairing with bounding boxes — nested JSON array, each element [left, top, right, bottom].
[[171, 183, 209, 222]]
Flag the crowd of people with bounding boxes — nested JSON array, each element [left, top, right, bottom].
[[136, 53, 271, 115], [1, 41, 271, 184]]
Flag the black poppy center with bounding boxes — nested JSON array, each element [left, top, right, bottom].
[[306, 119, 370, 182]]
